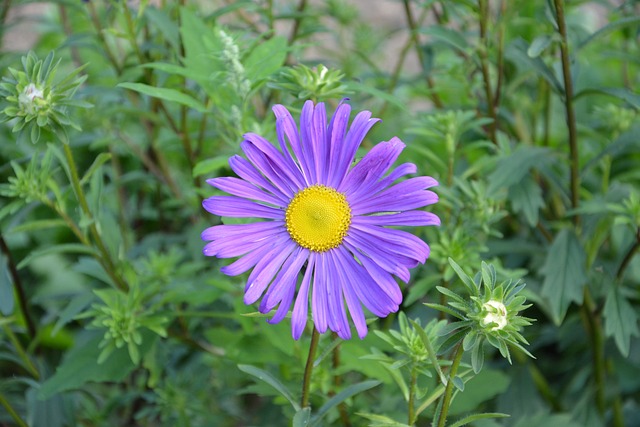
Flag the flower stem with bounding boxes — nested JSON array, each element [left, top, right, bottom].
[[2, 324, 39, 380], [436, 343, 464, 427], [408, 366, 418, 425], [301, 327, 320, 408], [0, 392, 28, 427], [553, 0, 580, 221], [62, 144, 128, 292], [616, 227, 640, 280], [0, 235, 36, 339], [478, 0, 497, 145]]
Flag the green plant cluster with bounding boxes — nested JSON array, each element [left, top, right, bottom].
[[0, 1, 638, 427]]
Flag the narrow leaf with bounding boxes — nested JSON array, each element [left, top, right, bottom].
[[449, 413, 510, 427], [80, 153, 111, 186], [237, 364, 300, 411], [311, 381, 380, 427], [118, 83, 208, 113]]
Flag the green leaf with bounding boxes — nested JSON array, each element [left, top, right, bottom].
[[0, 255, 14, 316], [410, 319, 447, 385], [38, 331, 156, 400], [420, 26, 469, 55], [237, 364, 300, 411], [8, 219, 68, 234], [540, 229, 587, 324], [345, 81, 408, 112], [527, 35, 553, 57], [357, 412, 411, 427], [513, 413, 583, 427], [449, 369, 510, 415], [17, 244, 97, 270], [573, 87, 640, 109], [506, 39, 563, 93], [577, 15, 640, 50], [192, 156, 230, 178], [244, 36, 287, 81], [603, 285, 640, 357], [293, 407, 311, 427], [449, 412, 510, 427], [509, 175, 544, 226], [487, 146, 550, 195], [310, 380, 380, 426], [118, 83, 208, 113], [448, 258, 478, 296], [80, 153, 111, 186]]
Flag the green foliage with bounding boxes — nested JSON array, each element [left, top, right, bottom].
[[1, 1, 639, 426]]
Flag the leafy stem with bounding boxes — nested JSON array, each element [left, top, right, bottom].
[[301, 327, 320, 408], [0, 392, 28, 427], [408, 365, 418, 425], [478, 0, 497, 145], [616, 227, 640, 280], [436, 343, 464, 427], [0, 235, 36, 339], [553, 0, 580, 222], [62, 144, 128, 292], [2, 324, 39, 380]]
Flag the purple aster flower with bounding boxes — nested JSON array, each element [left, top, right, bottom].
[[202, 101, 439, 340]]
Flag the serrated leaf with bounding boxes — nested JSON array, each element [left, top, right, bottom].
[[509, 175, 544, 226], [603, 285, 639, 357], [310, 380, 380, 427], [118, 82, 208, 113], [540, 229, 587, 324], [237, 364, 300, 411]]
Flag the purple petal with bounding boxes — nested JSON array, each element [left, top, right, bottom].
[[267, 283, 296, 324], [244, 241, 297, 304], [262, 247, 309, 312], [351, 190, 438, 216], [356, 251, 403, 305], [351, 177, 439, 213], [292, 253, 315, 339], [334, 246, 396, 317], [241, 141, 298, 198], [311, 251, 329, 333], [299, 101, 318, 183], [332, 110, 380, 186], [244, 132, 305, 189], [352, 223, 430, 265], [325, 250, 351, 339], [339, 137, 405, 195], [311, 103, 328, 183], [273, 104, 312, 185], [206, 177, 284, 206], [326, 102, 352, 188], [202, 221, 284, 241], [220, 237, 288, 276], [203, 196, 283, 219], [344, 234, 411, 282], [229, 155, 288, 201], [353, 211, 441, 227]]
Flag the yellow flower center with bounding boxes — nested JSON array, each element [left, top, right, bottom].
[[285, 185, 352, 252]]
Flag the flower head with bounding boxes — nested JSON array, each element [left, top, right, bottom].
[[202, 101, 439, 339]]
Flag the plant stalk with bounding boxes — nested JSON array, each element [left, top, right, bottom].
[[62, 144, 128, 292], [436, 343, 464, 427], [478, 0, 497, 145], [0, 392, 28, 427], [0, 235, 36, 339], [553, 0, 580, 220], [301, 327, 320, 408]]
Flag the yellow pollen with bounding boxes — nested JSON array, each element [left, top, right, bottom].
[[285, 185, 352, 252]]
